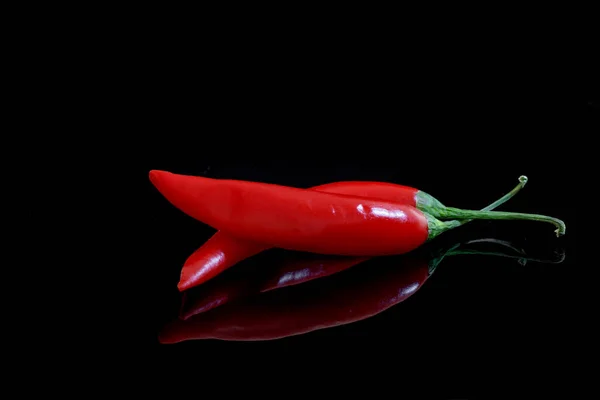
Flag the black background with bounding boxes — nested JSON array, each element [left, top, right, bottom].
[[14, 9, 598, 397], [128, 105, 587, 396], [107, 45, 593, 395]]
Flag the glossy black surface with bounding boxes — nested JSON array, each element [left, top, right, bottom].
[[132, 157, 579, 390], [118, 84, 590, 394]]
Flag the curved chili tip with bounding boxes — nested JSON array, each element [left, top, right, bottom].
[[149, 169, 168, 188], [149, 169, 157, 183]]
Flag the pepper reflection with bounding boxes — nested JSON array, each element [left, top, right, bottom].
[[160, 239, 563, 343], [179, 253, 371, 320]]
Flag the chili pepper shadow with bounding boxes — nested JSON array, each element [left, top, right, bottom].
[[160, 237, 563, 343]]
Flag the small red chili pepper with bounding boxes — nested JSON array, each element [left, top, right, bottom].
[[150, 171, 538, 290], [176, 180, 425, 291], [160, 238, 550, 343], [179, 232, 269, 291], [149, 171, 563, 258]]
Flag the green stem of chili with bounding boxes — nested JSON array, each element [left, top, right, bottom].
[[434, 208, 565, 236], [424, 175, 565, 239], [456, 175, 528, 224]]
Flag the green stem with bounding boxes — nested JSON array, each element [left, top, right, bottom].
[[434, 208, 565, 236], [424, 175, 565, 239], [417, 175, 528, 227], [458, 175, 528, 224], [425, 176, 530, 240]]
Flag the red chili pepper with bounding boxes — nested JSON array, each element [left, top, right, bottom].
[[160, 238, 544, 343], [176, 181, 422, 291], [149, 171, 563, 255], [178, 178, 528, 291], [179, 232, 269, 291], [149, 171, 547, 290]]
